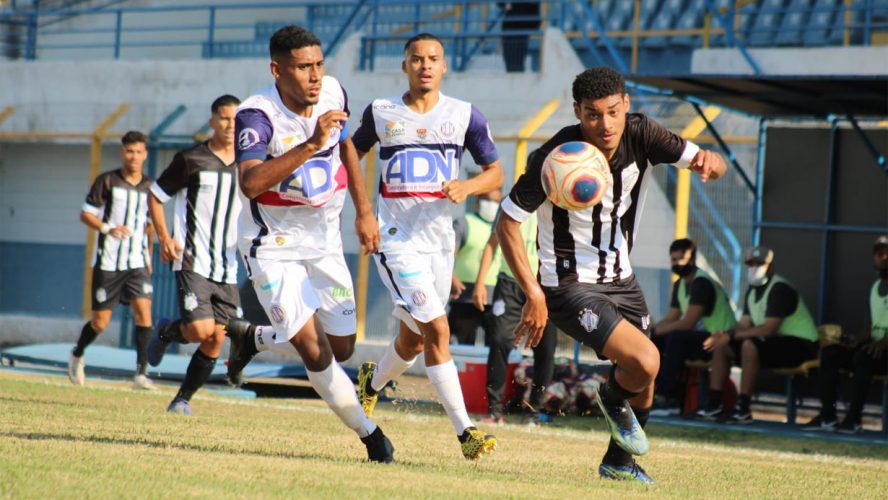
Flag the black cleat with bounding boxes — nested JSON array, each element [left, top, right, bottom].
[[225, 319, 258, 387], [361, 426, 394, 463]]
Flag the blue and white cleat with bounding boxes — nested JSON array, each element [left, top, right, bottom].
[[595, 396, 649, 455], [599, 461, 656, 484], [147, 318, 173, 367], [167, 399, 192, 415]]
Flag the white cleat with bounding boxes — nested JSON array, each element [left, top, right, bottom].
[[132, 374, 157, 391], [68, 352, 85, 386]]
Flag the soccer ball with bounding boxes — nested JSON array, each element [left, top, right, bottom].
[[570, 375, 603, 416], [512, 357, 535, 387], [540, 141, 611, 210], [539, 381, 570, 414]]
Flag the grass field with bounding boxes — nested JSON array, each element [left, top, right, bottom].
[[1, 370, 886, 499]]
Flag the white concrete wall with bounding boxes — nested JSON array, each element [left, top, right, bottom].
[[691, 46, 888, 75]]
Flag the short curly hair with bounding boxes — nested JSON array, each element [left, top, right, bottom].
[[270, 25, 321, 59], [572, 67, 626, 102]]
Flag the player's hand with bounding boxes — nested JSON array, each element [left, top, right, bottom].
[[442, 179, 471, 204], [689, 149, 723, 183], [513, 287, 547, 349], [450, 278, 466, 300], [159, 237, 183, 262], [863, 338, 887, 359], [472, 285, 487, 312], [308, 110, 348, 149], [109, 225, 132, 239], [355, 212, 380, 255], [703, 331, 730, 352]]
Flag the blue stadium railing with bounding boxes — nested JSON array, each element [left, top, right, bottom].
[[3, 0, 887, 69]]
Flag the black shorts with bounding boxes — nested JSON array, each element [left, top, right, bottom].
[[175, 270, 241, 324], [543, 274, 651, 355], [731, 335, 818, 369], [92, 267, 152, 311]]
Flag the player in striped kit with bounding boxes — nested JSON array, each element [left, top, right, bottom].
[[352, 33, 503, 460], [69, 131, 156, 391], [146, 95, 246, 415], [231, 25, 392, 462], [496, 67, 726, 483]]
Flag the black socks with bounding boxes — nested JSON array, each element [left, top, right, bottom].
[[73, 322, 100, 357], [134, 326, 151, 375], [174, 349, 217, 403]]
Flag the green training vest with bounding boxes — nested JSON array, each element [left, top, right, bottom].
[[454, 213, 499, 287], [502, 214, 539, 279], [870, 279, 888, 341], [746, 274, 818, 342], [676, 269, 737, 333]]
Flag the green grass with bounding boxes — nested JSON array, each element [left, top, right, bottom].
[[1, 371, 886, 499]]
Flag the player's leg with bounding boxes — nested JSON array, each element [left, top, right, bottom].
[[448, 301, 483, 345], [69, 268, 119, 385], [304, 253, 359, 363], [802, 344, 848, 430], [840, 347, 879, 433], [129, 296, 155, 390], [289, 318, 393, 462], [697, 338, 737, 420], [528, 320, 558, 417], [485, 279, 519, 423]]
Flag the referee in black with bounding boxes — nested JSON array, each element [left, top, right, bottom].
[[496, 67, 725, 484], [146, 95, 244, 415]]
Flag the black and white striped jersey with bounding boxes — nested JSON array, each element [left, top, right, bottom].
[[151, 142, 241, 284], [501, 114, 699, 287], [82, 169, 153, 272]]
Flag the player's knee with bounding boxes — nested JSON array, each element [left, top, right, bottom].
[[396, 332, 424, 357], [331, 342, 354, 362], [91, 317, 109, 332], [635, 348, 660, 385], [741, 338, 758, 360]]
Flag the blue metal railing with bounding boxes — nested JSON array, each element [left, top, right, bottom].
[[4, 1, 887, 66]]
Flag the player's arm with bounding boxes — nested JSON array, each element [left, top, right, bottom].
[[442, 160, 504, 204], [149, 152, 190, 262], [148, 195, 180, 262], [351, 104, 379, 163], [340, 136, 379, 254], [496, 212, 546, 348], [82, 175, 130, 239], [472, 230, 499, 311], [239, 110, 347, 198], [644, 116, 726, 182], [144, 220, 155, 273]]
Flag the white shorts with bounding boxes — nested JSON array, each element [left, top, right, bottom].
[[246, 253, 356, 343], [374, 249, 453, 334]]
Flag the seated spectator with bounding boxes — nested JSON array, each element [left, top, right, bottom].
[[697, 246, 819, 423], [651, 238, 737, 416], [449, 190, 502, 345], [802, 235, 888, 433]]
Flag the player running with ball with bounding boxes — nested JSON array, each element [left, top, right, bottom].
[[496, 67, 725, 483]]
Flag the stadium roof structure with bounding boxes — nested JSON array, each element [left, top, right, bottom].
[[628, 75, 888, 118]]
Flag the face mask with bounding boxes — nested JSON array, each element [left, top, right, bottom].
[[671, 264, 695, 277], [478, 200, 499, 223], [747, 264, 770, 287]]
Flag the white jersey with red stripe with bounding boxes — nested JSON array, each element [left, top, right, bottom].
[[351, 93, 498, 254], [235, 77, 349, 261]]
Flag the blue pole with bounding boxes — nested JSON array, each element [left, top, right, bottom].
[[207, 7, 216, 59], [753, 118, 766, 245], [113, 9, 121, 59], [816, 118, 840, 325]]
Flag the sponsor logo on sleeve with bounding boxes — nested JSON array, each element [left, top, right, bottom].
[[238, 128, 261, 150]]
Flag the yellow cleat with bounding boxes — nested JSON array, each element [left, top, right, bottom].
[[357, 362, 378, 417], [459, 427, 497, 460]]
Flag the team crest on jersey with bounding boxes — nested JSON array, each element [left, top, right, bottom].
[[416, 128, 429, 140], [184, 292, 198, 312], [238, 128, 260, 150], [579, 308, 599, 333], [385, 121, 406, 139], [270, 304, 287, 325], [439, 121, 455, 138]]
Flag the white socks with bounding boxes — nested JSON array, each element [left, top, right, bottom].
[[307, 362, 377, 438], [371, 339, 417, 393], [254, 325, 298, 354], [426, 360, 472, 435]]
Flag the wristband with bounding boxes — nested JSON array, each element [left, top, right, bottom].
[[99, 223, 112, 235]]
